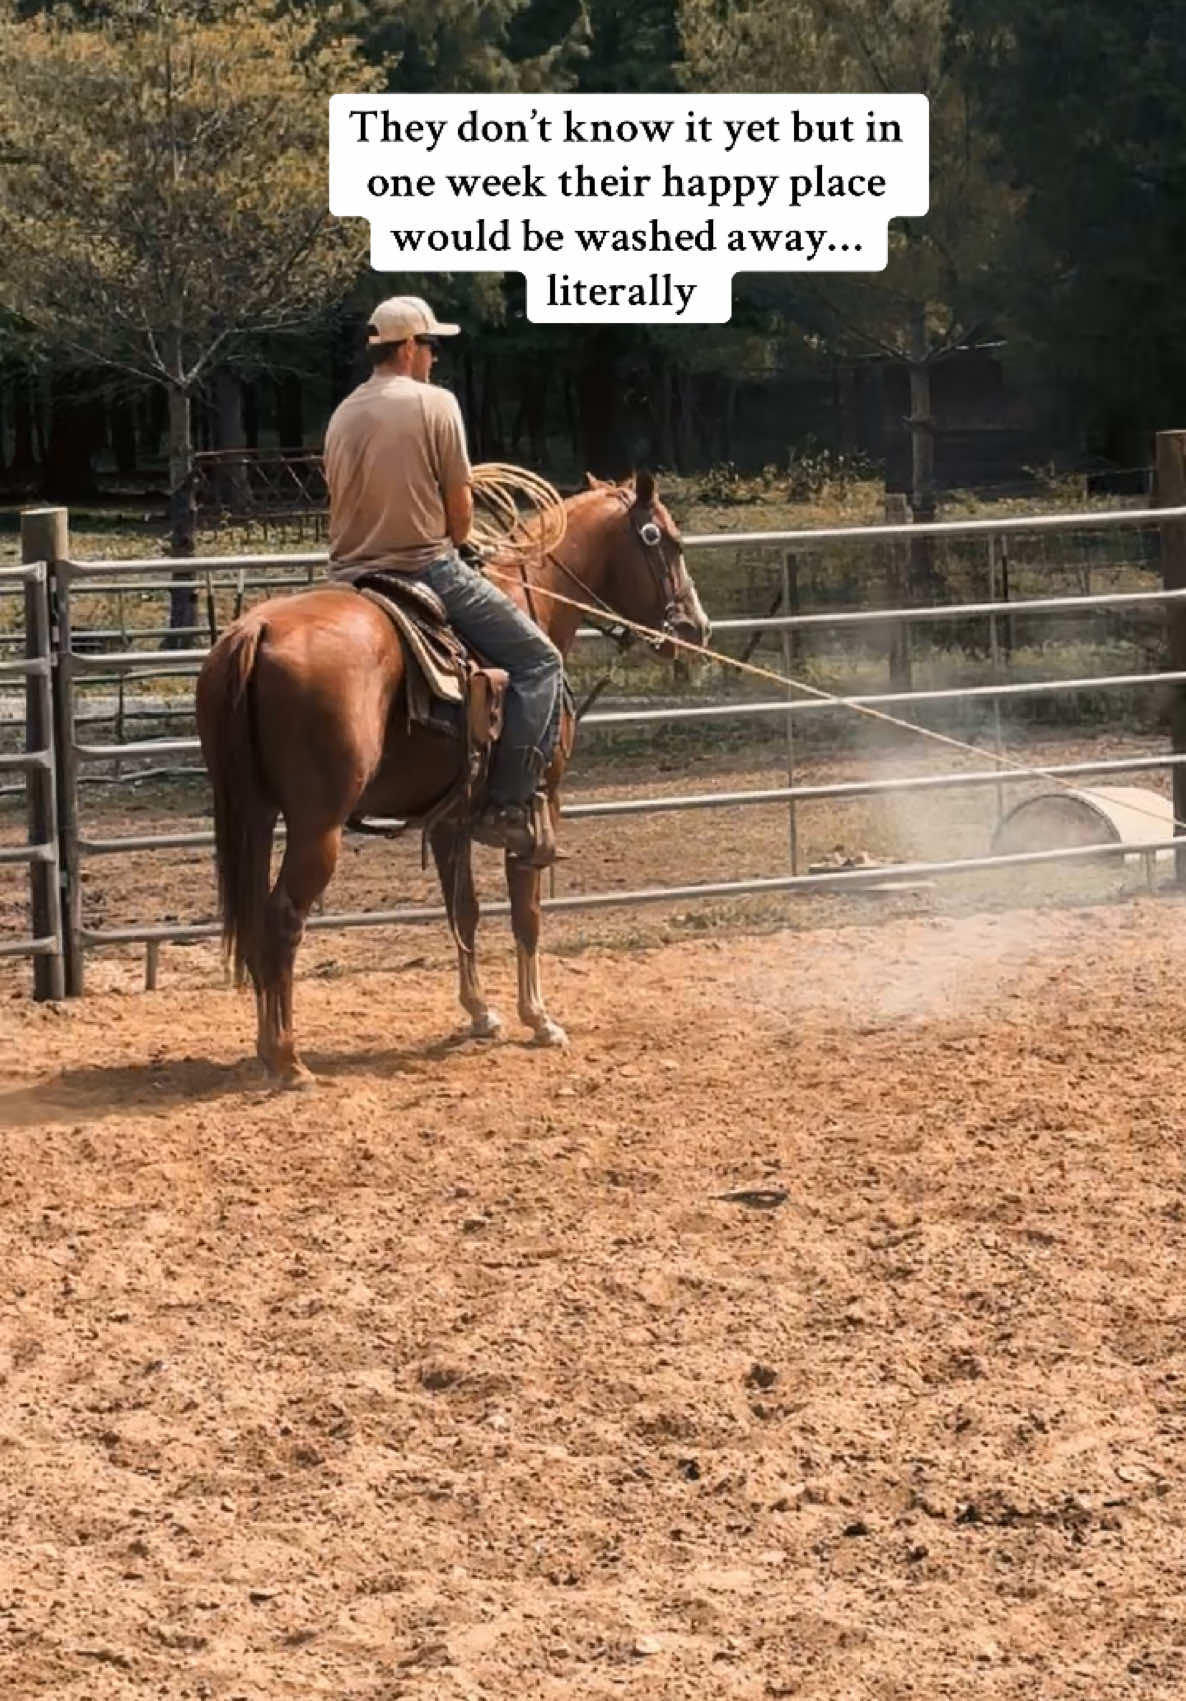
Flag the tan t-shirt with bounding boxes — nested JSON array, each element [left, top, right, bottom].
[[324, 373, 472, 573]]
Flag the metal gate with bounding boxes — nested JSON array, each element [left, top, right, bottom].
[[0, 560, 63, 999]]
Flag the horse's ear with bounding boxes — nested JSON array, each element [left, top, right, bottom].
[[584, 471, 607, 490], [633, 467, 656, 507]]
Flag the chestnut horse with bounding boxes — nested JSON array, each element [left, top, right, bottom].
[[196, 472, 710, 1084]]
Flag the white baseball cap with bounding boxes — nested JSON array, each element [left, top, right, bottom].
[[366, 295, 460, 344]]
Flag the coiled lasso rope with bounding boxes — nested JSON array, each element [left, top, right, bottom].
[[470, 462, 567, 558]]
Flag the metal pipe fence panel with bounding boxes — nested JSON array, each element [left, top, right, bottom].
[[60, 667, 1186, 763], [36, 503, 1186, 990], [75, 835, 1186, 952]]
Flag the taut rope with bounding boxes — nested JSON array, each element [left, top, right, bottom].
[[480, 561, 1186, 842]]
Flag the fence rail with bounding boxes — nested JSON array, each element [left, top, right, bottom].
[[6, 495, 1186, 997]]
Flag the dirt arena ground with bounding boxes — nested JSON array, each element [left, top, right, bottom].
[[4, 735, 1186, 1698]]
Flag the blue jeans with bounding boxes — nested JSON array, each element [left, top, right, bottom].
[[418, 552, 564, 806]]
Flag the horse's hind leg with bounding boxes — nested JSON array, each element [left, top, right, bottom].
[[257, 824, 341, 1085], [506, 858, 567, 1048], [429, 823, 501, 1038]]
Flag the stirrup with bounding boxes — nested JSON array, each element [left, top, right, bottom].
[[470, 801, 535, 856], [471, 794, 565, 868], [507, 792, 566, 869]]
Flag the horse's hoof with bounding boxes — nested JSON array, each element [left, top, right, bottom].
[[469, 1009, 502, 1040], [269, 1060, 316, 1091], [531, 1018, 569, 1049]]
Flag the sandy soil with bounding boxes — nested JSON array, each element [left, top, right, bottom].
[[3, 886, 1186, 1699]]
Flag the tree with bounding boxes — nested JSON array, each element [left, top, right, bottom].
[[679, 0, 1020, 574], [951, 0, 1186, 462], [0, 0, 383, 589], [339, 0, 587, 92]]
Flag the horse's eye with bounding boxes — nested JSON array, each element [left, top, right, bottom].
[[639, 521, 662, 547]]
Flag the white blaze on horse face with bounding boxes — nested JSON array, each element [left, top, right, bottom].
[[677, 559, 711, 643]]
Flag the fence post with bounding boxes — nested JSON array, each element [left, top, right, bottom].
[[987, 534, 1006, 830], [780, 551, 799, 874], [23, 507, 82, 994], [884, 493, 912, 690], [999, 533, 1014, 660], [17, 523, 64, 1002], [1156, 431, 1186, 885]]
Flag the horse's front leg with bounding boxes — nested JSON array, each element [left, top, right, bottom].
[[506, 855, 567, 1048], [428, 822, 501, 1039]]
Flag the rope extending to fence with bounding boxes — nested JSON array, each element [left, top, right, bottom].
[[481, 561, 1186, 842]]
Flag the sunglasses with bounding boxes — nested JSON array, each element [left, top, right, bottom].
[[414, 335, 441, 353]]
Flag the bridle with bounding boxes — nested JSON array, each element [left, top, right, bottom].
[[537, 487, 691, 656]]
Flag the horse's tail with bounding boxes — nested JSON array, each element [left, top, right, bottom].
[[196, 615, 275, 989]]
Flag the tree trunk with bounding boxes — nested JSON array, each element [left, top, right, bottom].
[[723, 377, 738, 464], [44, 366, 99, 500], [166, 380, 197, 642], [31, 372, 48, 471], [884, 491, 913, 691], [479, 356, 504, 459], [564, 377, 580, 465], [11, 368, 36, 479], [276, 373, 304, 449], [242, 380, 259, 450], [671, 364, 693, 474], [525, 370, 548, 466], [510, 391, 527, 460], [907, 303, 941, 602], [109, 390, 138, 475], [648, 357, 675, 469], [578, 331, 619, 475], [462, 353, 478, 446], [329, 317, 353, 410], [138, 385, 166, 468], [213, 368, 251, 512]]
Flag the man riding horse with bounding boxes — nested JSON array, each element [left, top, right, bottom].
[[323, 294, 564, 867], [197, 303, 710, 1082]]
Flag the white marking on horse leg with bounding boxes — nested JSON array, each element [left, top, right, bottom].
[[458, 947, 501, 1038], [517, 942, 567, 1047]]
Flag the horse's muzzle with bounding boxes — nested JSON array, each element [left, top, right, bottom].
[[667, 612, 712, 654]]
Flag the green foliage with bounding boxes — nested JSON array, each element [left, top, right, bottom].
[[0, 0, 383, 387], [337, 0, 588, 92], [573, 0, 678, 90], [678, 0, 1020, 363], [950, 0, 1186, 455], [695, 442, 882, 504]]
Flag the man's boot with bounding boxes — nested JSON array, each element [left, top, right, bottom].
[[471, 791, 562, 868]]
